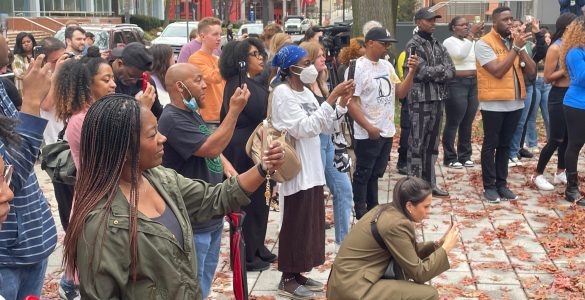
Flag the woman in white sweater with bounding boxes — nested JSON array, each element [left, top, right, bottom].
[[270, 45, 354, 299], [441, 16, 483, 169]]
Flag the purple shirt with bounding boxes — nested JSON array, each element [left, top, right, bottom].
[[177, 40, 222, 63]]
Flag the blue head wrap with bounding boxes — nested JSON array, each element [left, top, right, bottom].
[[271, 45, 308, 79]]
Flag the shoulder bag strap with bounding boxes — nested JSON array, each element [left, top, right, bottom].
[[370, 209, 388, 250]]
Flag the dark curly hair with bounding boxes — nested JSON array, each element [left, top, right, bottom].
[[13, 32, 37, 56], [219, 38, 266, 80], [54, 56, 108, 121]]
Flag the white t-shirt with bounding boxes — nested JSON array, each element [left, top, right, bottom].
[[271, 84, 346, 196], [350, 56, 401, 139], [40, 106, 64, 145]]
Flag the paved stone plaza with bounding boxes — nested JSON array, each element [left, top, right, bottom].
[[39, 144, 585, 299]]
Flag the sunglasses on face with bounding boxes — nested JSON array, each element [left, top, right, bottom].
[[0, 164, 13, 193]]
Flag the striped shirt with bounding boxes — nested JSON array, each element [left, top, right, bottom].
[[0, 82, 57, 265]]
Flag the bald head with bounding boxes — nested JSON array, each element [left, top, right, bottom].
[[165, 63, 207, 107]]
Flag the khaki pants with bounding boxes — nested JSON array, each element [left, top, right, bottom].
[[363, 279, 439, 300]]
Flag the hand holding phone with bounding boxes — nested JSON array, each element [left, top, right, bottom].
[[142, 72, 150, 92], [238, 61, 247, 88], [32, 46, 44, 59], [347, 59, 356, 81], [409, 46, 417, 57]]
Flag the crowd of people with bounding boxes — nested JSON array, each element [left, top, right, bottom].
[[0, 4, 583, 300]]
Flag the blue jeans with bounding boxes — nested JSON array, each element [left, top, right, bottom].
[[526, 76, 552, 146], [510, 83, 535, 158], [0, 258, 48, 300], [320, 134, 352, 245], [194, 222, 223, 299]]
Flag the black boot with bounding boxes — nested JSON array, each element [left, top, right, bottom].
[[564, 172, 583, 202]]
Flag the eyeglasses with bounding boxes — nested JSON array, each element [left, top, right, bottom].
[[248, 50, 264, 60], [0, 165, 13, 193]]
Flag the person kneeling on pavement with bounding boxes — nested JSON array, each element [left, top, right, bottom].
[[327, 177, 460, 300]]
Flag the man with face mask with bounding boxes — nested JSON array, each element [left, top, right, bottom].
[[347, 27, 419, 219], [404, 8, 455, 198], [157, 63, 250, 299], [475, 6, 535, 203]]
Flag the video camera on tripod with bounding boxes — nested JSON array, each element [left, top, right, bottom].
[[313, 22, 352, 58]]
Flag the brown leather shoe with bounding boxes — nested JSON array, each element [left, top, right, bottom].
[[295, 274, 324, 292]]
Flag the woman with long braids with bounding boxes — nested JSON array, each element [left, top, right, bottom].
[[11, 32, 36, 95], [530, 13, 577, 191], [327, 177, 460, 300], [560, 16, 585, 206], [52, 52, 117, 299], [62, 95, 285, 299]]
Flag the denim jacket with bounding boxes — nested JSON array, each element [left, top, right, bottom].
[[404, 33, 455, 103], [77, 166, 251, 300]]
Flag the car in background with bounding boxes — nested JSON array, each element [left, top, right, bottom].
[[236, 23, 263, 39], [284, 15, 311, 34], [151, 21, 199, 55], [54, 23, 144, 59]]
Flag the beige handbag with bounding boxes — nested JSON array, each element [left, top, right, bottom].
[[245, 90, 301, 183]]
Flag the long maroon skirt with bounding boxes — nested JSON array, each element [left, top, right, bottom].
[[278, 185, 325, 273]]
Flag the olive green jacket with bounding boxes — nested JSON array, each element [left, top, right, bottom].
[[327, 205, 450, 299], [76, 166, 251, 300]]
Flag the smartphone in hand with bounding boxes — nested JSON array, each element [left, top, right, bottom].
[[261, 120, 270, 169], [409, 46, 417, 57], [347, 59, 356, 81], [238, 61, 247, 88], [32, 46, 44, 59], [141, 72, 150, 92]]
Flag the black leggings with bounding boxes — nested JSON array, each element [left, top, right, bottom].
[[564, 105, 585, 173], [536, 86, 568, 173]]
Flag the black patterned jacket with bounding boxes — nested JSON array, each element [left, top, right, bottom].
[[404, 33, 456, 103]]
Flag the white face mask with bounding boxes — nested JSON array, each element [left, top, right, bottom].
[[292, 64, 319, 84]]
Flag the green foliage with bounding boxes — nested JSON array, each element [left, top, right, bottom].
[[130, 15, 163, 31], [397, 0, 417, 22]]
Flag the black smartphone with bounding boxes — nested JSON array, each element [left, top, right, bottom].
[[450, 213, 455, 224], [32, 45, 44, 59], [409, 46, 417, 57], [347, 59, 356, 80], [241, 28, 248, 35], [238, 61, 247, 88]]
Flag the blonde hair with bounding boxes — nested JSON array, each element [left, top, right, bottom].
[[198, 17, 221, 35], [560, 16, 585, 74], [261, 24, 283, 42], [269, 33, 292, 59], [299, 41, 329, 97]]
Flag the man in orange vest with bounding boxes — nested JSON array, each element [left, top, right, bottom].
[[474, 6, 536, 203]]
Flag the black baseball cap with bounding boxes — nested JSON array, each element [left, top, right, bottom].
[[365, 27, 397, 43], [111, 42, 152, 71], [414, 8, 442, 20]]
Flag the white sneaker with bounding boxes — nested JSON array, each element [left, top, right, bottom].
[[464, 160, 474, 167], [554, 171, 567, 185], [508, 157, 522, 167], [532, 175, 554, 191], [447, 162, 463, 169]]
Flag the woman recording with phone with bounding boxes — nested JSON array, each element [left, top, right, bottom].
[[327, 177, 460, 300], [219, 38, 277, 271], [270, 45, 354, 299]]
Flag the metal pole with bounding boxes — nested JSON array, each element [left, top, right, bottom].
[[319, 0, 322, 25], [342, 0, 345, 21]]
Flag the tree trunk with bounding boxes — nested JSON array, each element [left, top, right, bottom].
[[351, 0, 398, 37]]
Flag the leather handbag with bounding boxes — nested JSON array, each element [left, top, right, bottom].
[[370, 208, 402, 280], [41, 126, 76, 186], [245, 89, 301, 183]]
